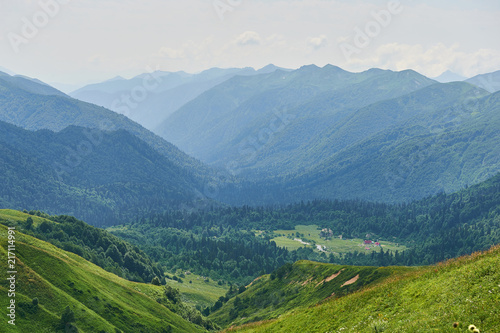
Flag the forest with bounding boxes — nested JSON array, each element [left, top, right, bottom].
[[108, 171, 500, 283]]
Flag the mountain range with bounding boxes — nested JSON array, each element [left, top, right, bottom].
[[1, 66, 500, 215], [0, 72, 216, 225], [154, 65, 500, 204], [69, 65, 289, 130]]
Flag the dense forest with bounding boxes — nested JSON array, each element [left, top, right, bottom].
[[109, 172, 500, 283]]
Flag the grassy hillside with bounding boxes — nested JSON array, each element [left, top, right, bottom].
[[209, 261, 413, 328], [223, 245, 500, 333], [0, 209, 163, 283], [0, 223, 206, 333]]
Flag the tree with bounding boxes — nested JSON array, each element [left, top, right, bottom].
[[164, 285, 181, 304], [151, 276, 161, 286], [26, 217, 33, 230], [105, 244, 123, 265], [60, 306, 75, 329]]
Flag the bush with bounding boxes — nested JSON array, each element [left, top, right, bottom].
[[151, 276, 161, 286]]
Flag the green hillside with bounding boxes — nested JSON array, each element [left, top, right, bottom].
[[0, 209, 163, 283], [0, 223, 206, 333], [223, 245, 500, 333], [209, 261, 413, 328]]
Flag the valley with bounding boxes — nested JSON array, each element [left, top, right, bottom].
[[1, 52, 499, 333], [265, 224, 406, 255]]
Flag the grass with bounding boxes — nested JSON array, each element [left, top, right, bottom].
[[107, 224, 228, 309], [209, 260, 413, 328], [0, 218, 206, 332], [167, 272, 228, 309], [268, 225, 406, 254], [0, 209, 56, 228], [223, 244, 500, 332]]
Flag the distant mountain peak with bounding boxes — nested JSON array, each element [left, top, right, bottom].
[[322, 64, 345, 71], [298, 64, 321, 72], [257, 64, 292, 74], [105, 75, 126, 82], [433, 70, 467, 83]]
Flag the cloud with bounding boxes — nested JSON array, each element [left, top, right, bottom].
[[234, 31, 262, 46], [154, 47, 186, 59], [344, 43, 500, 77], [88, 54, 104, 66], [308, 35, 327, 50]]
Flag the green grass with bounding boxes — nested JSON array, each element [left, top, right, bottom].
[[209, 260, 413, 328], [0, 221, 206, 332], [168, 272, 228, 309], [268, 225, 406, 254], [0, 209, 55, 228], [222, 245, 500, 333]]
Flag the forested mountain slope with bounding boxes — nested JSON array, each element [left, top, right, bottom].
[[0, 120, 204, 225], [157, 66, 436, 167], [0, 73, 210, 180]]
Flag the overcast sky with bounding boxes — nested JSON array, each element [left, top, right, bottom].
[[1, 0, 499, 87]]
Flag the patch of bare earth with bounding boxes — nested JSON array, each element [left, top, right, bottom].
[[341, 274, 359, 287], [316, 269, 344, 287], [301, 277, 313, 286]]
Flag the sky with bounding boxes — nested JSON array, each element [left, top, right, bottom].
[[1, 0, 500, 88]]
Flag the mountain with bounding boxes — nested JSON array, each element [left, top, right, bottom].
[[219, 245, 500, 332], [0, 212, 210, 332], [156, 66, 436, 168], [0, 72, 209, 182], [70, 66, 285, 130], [49, 81, 87, 94], [284, 87, 500, 203], [0, 71, 66, 97], [0, 120, 204, 226], [432, 70, 467, 83], [156, 66, 500, 205], [466, 70, 500, 92], [0, 66, 16, 76]]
